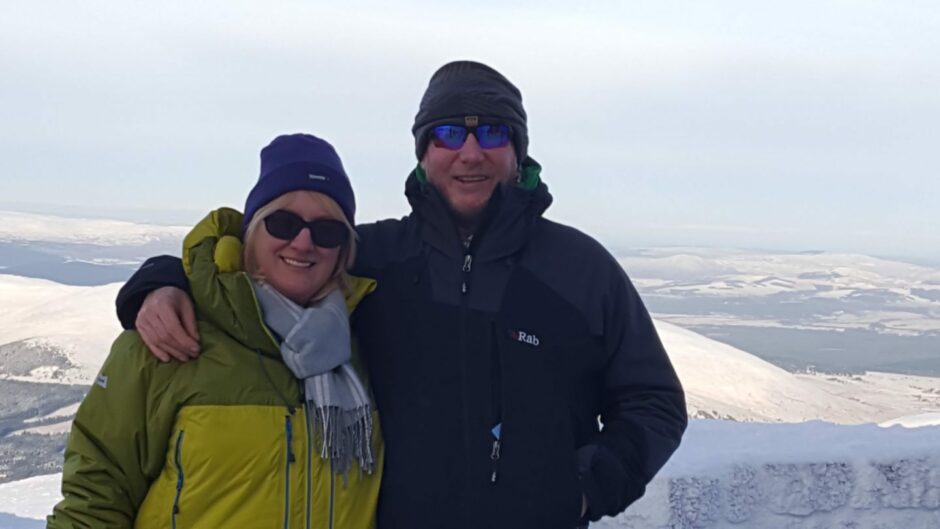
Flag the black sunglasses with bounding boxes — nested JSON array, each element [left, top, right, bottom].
[[262, 210, 350, 249]]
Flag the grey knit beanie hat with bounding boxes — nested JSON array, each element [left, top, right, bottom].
[[412, 61, 528, 161]]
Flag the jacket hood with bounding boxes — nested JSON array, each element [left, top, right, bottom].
[[182, 207, 375, 357], [404, 156, 553, 260]]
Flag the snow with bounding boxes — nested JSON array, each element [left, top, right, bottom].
[[0, 274, 123, 384], [0, 473, 60, 523], [4, 421, 939, 528], [0, 210, 187, 247], [880, 412, 940, 428], [11, 403, 79, 436], [657, 421, 940, 477], [23, 403, 81, 424], [797, 371, 940, 422], [9, 421, 73, 436], [657, 320, 940, 424], [2, 273, 938, 423], [597, 420, 940, 529], [620, 249, 940, 336]]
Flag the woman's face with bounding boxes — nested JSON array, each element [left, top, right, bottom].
[[248, 191, 343, 305]]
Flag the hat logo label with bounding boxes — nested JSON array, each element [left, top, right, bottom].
[[464, 115, 479, 127], [308, 173, 328, 181]]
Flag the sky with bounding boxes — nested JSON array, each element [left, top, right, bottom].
[[1, 0, 938, 263]]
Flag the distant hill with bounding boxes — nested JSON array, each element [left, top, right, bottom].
[[0, 210, 186, 286], [620, 248, 940, 375], [2, 273, 937, 427]]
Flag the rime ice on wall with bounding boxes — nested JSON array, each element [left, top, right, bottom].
[[597, 421, 940, 529]]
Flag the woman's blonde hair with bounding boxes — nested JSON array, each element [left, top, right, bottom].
[[243, 190, 357, 302]]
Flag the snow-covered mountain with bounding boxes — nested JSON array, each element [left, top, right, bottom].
[[0, 210, 188, 247], [619, 248, 940, 376], [658, 320, 940, 424], [0, 210, 186, 286], [621, 248, 940, 335], [0, 274, 122, 385], [2, 273, 938, 427]]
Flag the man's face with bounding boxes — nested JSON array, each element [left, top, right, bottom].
[[420, 128, 518, 225]]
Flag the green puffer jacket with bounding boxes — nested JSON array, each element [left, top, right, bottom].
[[48, 207, 383, 529]]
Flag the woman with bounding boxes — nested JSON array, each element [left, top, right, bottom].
[[48, 133, 382, 528]]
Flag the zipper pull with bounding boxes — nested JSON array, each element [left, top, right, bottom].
[[461, 254, 472, 295], [490, 422, 502, 483], [286, 415, 296, 464], [490, 439, 501, 483]]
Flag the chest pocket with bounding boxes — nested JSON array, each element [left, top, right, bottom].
[[490, 316, 597, 528], [494, 266, 609, 447]]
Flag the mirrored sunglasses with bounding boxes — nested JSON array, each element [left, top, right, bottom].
[[431, 124, 512, 150]]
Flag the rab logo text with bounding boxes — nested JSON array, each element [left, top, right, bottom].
[[510, 330, 540, 347]]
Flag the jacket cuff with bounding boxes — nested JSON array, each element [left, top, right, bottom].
[[577, 443, 645, 522]]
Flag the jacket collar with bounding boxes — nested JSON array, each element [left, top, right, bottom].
[[404, 157, 552, 261], [183, 207, 375, 358]]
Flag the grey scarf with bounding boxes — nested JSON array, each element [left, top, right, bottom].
[[251, 281, 375, 475]]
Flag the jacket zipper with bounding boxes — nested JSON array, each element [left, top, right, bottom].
[[461, 253, 472, 293], [329, 458, 336, 529], [171, 430, 185, 529], [284, 414, 295, 529], [305, 403, 313, 529], [458, 246, 505, 486], [490, 323, 503, 484], [490, 423, 502, 483], [255, 350, 298, 529], [457, 245, 474, 518]]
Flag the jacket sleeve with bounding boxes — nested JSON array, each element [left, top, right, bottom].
[[47, 331, 177, 528], [576, 262, 688, 522], [116, 255, 190, 330]]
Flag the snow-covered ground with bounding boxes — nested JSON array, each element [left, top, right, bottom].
[[5, 420, 939, 528], [0, 473, 61, 526], [881, 412, 940, 428], [0, 210, 187, 247], [659, 320, 940, 424]]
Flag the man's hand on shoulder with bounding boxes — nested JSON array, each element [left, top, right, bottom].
[[136, 286, 201, 362]]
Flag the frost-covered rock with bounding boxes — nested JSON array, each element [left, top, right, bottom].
[[600, 421, 940, 529]]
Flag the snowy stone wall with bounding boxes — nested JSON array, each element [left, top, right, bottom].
[[595, 421, 940, 529]]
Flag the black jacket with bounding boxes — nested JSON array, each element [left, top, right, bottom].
[[116, 167, 687, 528]]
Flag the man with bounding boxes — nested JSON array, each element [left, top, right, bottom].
[[116, 61, 687, 528]]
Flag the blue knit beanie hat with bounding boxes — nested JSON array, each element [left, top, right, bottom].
[[243, 133, 356, 232]]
